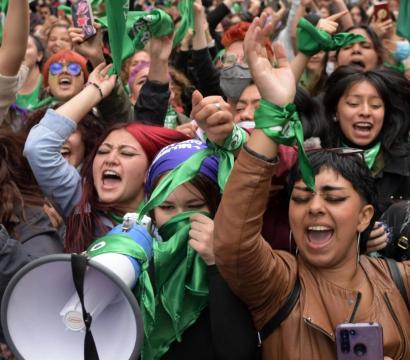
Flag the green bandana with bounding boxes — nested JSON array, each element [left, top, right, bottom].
[[173, 0, 194, 47], [138, 128, 246, 219], [296, 17, 366, 56], [87, 233, 148, 263], [343, 142, 381, 170], [97, 8, 174, 74], [15, 76, 44, 110], [30, 95, 59, 112], [254, 99, 315, 191], [137, 211, 209, 360]]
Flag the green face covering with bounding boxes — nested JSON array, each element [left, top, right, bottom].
[[254, 99, 315, 191], [137, 211, 209, 360], [296, 17, 366, 56], [139, 128, 246, 221]]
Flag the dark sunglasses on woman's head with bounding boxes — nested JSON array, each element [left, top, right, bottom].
[[49, 62, 82, 76], [308, 147, 365, 161]]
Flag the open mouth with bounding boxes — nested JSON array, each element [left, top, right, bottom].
[[102, 170, 122, 187], [306, 225, 334, 249], [353, 122, 373, 134], [349, 60, 365, 69], [58, 76, 72, 89]]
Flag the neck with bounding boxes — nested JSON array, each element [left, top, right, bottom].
[[116, 192, 144, 215], [314, 254, 364, 290], [18, 66, 41, 95]]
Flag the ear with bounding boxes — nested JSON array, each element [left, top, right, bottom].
[[357, 204, 374, 233]]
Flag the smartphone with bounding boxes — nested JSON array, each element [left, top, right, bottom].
[[336, 323, 383, 360], [71, 0, 97, 41], [373, 1, 390, 22]]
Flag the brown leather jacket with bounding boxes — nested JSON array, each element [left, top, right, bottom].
[[214, 147, 410, 360]]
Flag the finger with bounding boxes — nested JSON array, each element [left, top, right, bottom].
[[327, 9, 349, 21], [272, 42, 290, 69], [190, 213, 212, 224], [369, 226, 385, 239], [191, 90, 204, 114]]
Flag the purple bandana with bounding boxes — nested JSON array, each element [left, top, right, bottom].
[[145, 140, 219, 194]]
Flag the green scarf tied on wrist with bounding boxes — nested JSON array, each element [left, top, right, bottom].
[[254, 99, 315, 191], [136, 211, 210, 360], [296, 17, 366, 56]]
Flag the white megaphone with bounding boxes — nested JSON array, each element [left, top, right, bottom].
[[1, 214, 152, 360]]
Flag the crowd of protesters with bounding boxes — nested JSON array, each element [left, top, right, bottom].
[[0, 0, 409, 359]]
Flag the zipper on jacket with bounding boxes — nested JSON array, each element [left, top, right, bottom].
[[384, 293, 408, 360], [303, 318, 334, 341]]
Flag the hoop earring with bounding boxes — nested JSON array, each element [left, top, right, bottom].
[[290, 230, 299, 256], [356, 232, 361, 266]]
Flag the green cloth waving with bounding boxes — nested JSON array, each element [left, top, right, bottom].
[[98, 6, 174, 74], [296, 17, 366, 56], [137, 211, 209, 360]]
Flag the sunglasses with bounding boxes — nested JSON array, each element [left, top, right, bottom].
[[49, 62, 82, 77], [307, 147, 365, 161]]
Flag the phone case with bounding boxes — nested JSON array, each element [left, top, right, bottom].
[[336, 323, 383, 360], [71, 0, 96, 40], [374, 1, 390, 21]]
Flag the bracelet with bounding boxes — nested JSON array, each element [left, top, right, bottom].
[[85, 81, 104, 99]]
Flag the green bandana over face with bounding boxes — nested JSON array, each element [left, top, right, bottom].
[[254, 99, 315, 191], [137, 211, 209, 360], [296, 17, 366, 56], [138, 129, 246, 220], [98, 6, 174, 74]]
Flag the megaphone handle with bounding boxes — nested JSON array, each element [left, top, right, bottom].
[[71, 254, 100, 360]]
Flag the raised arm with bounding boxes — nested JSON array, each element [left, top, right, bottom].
[[24, 64, 116, 217], [134, 35, 173, 125], [214, 14, 298, 325], [0, 0, 29, 76]]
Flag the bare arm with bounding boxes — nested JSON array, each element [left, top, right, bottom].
[[0, 0, 29, 76], [332, 0, 354, 31], [55, 63, 117, 123]]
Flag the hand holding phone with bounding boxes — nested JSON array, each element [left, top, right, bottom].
[[71, 0, 97, 41], [336, 323, 383, 360]]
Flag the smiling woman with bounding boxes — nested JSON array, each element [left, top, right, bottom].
[[322, 65, 410, 213]]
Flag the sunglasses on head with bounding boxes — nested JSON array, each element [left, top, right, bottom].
[[49, 62, 82, 76], [307, 147, 365, 161]]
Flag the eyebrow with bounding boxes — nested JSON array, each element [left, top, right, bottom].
[[100, 143, 139, 151], [293, 185, 347, 192]]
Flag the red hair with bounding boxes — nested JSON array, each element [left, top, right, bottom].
[[42, 50, 89, 87], [221, 22, 251, 49], [65, 123, 190, 253], [221, 21, 274, 60]]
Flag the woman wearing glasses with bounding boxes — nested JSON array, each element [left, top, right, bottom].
[[42, 49, 89, 105], [214, 15, 406, 359]]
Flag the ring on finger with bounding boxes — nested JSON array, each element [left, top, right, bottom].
[[215, 103, 221, 111]]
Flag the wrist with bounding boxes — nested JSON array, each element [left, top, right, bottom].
[[84, 82, 105, 102]]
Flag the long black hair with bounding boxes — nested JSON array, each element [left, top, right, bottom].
[[322, 65, 410, 158]]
